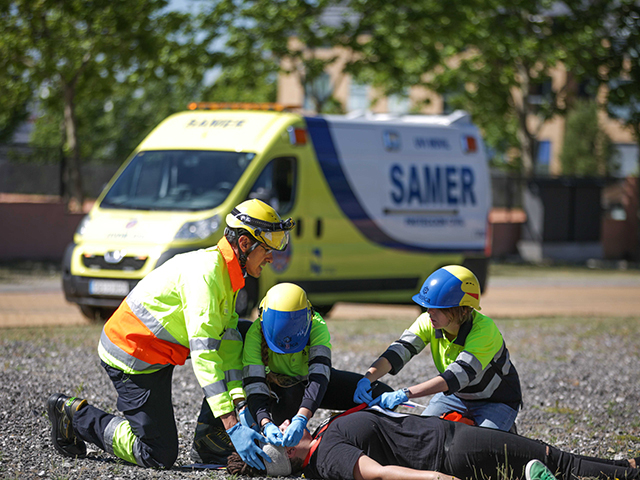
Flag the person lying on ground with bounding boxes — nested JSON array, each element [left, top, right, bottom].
[[227, 406, 640, 480]]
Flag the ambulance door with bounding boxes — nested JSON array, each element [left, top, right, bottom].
[[242, 156, 305, 302]]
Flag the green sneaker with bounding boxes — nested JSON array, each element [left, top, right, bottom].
[[525, 459, 557, 480], [47, 393, 88, 458]]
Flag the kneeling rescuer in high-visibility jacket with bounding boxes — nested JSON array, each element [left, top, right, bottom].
[[46, 199, 294, 471]]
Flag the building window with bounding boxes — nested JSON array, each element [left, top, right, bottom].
[[528, 78, 553, 113], [388, 89, 410, 114], [535, 140, 551, 174], [347, 81, 370, 112], [608, 78, 640, 123], [303, 73, 332, 112]]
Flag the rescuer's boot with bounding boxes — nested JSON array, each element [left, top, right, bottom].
[[47, 393, 88, 458], [190, 419, 235, 465]]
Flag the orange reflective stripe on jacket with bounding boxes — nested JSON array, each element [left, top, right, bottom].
[[103, 300, 190, 368]]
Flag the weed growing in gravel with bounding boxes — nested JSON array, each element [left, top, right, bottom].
[[545, 401, 578, 416], [74, 382, 85, 397]]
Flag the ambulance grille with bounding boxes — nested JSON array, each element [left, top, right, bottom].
[[82, 255, 147, 271]]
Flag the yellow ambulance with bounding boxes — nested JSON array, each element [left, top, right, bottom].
[[62, 103, 492, 320]]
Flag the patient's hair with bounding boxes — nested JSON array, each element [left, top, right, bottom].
[[226, 452, 305, 477], [227, 452, 261, 476]]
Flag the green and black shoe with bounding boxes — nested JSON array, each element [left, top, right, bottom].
[[47, 393, 88, 458]]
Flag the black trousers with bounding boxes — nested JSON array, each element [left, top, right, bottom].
[[74, 362, 178, 468], [443, 420, 639, 480]]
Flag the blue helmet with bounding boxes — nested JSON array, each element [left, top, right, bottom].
[[260, 283, 312, 354], [412, 265, 481, 310]]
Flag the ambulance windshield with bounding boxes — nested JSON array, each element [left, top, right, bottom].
[[100, 150, 255, 211]]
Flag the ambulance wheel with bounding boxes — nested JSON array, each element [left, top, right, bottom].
[[79, 306, 116, 323], [235, 277, 259, 317], [313, 304, 334, 317]]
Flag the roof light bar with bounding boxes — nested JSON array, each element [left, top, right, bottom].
[[187, 102, 296, 112]]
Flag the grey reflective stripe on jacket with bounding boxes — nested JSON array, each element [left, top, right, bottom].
[[309, 344, 331, 379], [128, 296, 184, 344], [198, 327, 243, 400], [100, 330, 170, 372], [203, 378, 230, 397], [385, 329, 426, 368], [451, 341, 515, 400]]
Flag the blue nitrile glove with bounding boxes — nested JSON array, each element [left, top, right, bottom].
[[353, 377, 373, 404], [226, 422, 272, 471], [369, 388, 409, 410], [238, 406, 259, 432], [282, 414, 308, 447], [262, 421, 285, 446]]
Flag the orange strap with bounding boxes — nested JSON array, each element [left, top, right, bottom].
[[303, 403, 368, 468], [440, 411, 476, 426]]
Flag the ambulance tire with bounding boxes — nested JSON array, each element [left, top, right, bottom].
[[313, 304, 334, 317], [79, 305, 116, 323], [235, 277, 259, 317]]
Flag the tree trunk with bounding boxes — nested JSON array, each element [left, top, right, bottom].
[[63, 83, 84, 212], [515, 65, 536, 177]]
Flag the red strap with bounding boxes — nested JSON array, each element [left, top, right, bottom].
[[302, 403, 368, 468]]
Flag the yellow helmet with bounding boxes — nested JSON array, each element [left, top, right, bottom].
[[225, 199, 295, 251], [259, 283, 312, 354]]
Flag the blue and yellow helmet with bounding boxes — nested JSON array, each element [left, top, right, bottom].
[[412, 265, 481, 310], [260, 283, 312, 354]]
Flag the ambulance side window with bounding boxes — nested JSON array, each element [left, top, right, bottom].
[[248, 157, 296, 214]]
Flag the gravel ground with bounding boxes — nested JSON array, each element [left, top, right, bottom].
[[1, 315, 640, 480]]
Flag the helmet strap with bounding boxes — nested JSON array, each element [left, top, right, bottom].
[[238, 234, 264, 276]]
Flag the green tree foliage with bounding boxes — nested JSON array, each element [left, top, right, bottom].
[[0, 0, 210, 209], [561, 100, 617, 176], [602, 0, 640, 172], [338, 0, 615, 176], [202, 65, 278, 103], [202, 0, 344, 112]]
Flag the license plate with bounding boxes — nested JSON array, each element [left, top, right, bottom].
[[89, 280, 130, 296]]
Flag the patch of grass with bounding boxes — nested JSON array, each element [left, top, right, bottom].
[[543, 403, 579, 427], [489, 261, 640, 278], [615, 434, 640, 443]]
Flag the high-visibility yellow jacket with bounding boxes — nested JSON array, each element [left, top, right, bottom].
[[99, 237, 246, 417], [242, 312, 332, 425], [381, 310, 522, 409]]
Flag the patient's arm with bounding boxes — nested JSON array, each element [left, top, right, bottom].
[[353, 454, 459, 480]]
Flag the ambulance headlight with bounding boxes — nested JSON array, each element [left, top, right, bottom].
[[75, 215, 91, 237], [175, 215, 220, 240]]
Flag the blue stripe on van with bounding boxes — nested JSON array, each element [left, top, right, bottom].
[[305, 116, 480, 253]]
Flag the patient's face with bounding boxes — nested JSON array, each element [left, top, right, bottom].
[[279, 419, 313, 462]]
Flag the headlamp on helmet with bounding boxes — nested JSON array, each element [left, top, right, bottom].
[[226, 199, 295, 251]]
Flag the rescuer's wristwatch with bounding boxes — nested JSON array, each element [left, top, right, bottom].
[[402, 387, 411, 399]]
